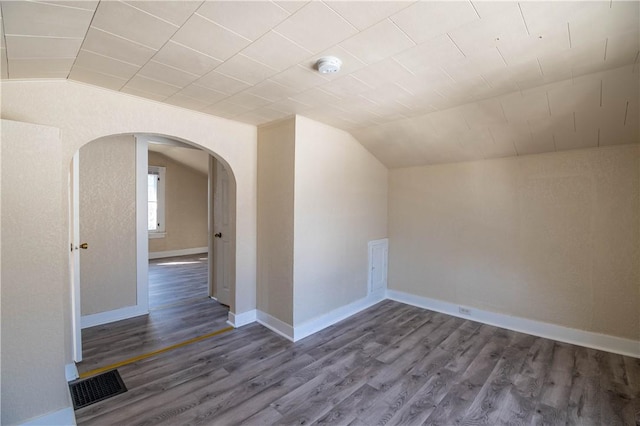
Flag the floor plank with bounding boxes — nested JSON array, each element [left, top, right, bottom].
[[77, 253, 229, 375], [75, 301, 639, 425]]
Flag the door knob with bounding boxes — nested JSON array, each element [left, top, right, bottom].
[[214, 233, 222, 238], [79, 243, 89, 249]]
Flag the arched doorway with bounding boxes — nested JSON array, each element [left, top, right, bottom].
[[70, 133, 238, 369]]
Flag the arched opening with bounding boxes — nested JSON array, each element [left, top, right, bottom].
[[69, 133, 238, 371]]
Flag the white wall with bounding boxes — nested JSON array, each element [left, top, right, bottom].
[[257, 118, 296, 325], [1, 120, 70, 425], [0, 80, 256, 424], [80, 135, 137, 315], [389, 145, 639, 341], [293, 116, 388, 325]]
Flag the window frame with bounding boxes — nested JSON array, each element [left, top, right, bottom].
[[148, 165, 166, 238]]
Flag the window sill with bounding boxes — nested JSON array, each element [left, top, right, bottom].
[[148, 232, 166, 239]]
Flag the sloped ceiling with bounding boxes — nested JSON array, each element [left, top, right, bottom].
[[1, 1, 638, 168], [148, 143, 209, 175]]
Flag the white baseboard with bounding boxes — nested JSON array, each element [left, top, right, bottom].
[[148, 247, 208, 260], [81, 305, 148, 329], [65, 363, 79, 381], [19, 407, 76, 426], [256, 311, 295, 341], [294, 290, 387, 341], [227, 309, 257, 328], [387, 290, 640, 358]]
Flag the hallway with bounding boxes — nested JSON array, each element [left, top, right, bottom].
[[77, 254, 230, 375]]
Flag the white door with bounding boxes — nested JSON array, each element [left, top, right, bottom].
[[71, 153, 82, 362], [211, 159, 231, 306], [368, 239, 388, 294]]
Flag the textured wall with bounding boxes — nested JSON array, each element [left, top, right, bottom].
[[257, 118, 296, 325], [1, 120, 70, 425], [148, 150, 208, 254], [0, 80, 256, 424], [293, 116, 388, 325], [79, 135, 137, 315], [389, 145, 639, 340]]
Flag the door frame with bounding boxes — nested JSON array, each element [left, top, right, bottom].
[[70, 136, 150, 362]]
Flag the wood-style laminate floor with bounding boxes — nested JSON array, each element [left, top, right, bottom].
[[77, 253, 229, 375], [75, 299, 639, 425]]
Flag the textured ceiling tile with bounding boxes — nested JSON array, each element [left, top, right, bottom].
[[605, 31, 640, 70], [241, 31, 312, 72], [120, 85, 167, 101], [547, 78, 601, 116], [274, 1, 357, 54], [504, 59, 545, 89], [175, 84, 227, 104], [393, 34, 464, 75], [497, 30, 570, 65], [124, 75, 180, 98], [152, 41, 221, 76], [74, 50, 139, 80], [268, 98, 314, 114], [9, 58, 74, 78], [69, 66, 129, 91], [518, 1, 607, 35], [339, 19, 415, 64], [554, 127, 599, 151], [225, 91, 273, 109], [2, 1, 94, 38], [461, 99, 507, 129], [320, 75, 373, 98], [244, 79, 299, 102], [448, 3, 527, 56], [201, 100, 253, 117], [0, 18, 4, 49], [5, 35, 82, 59], [490, 122, 532, 154], [269, 65, 329, 92], [287, 86, 342, 107], [325, 1, 412, 31], [501, 91, 551, 124], [570, 1, 639, 47], [273, 1, 308, 14], [124, 1, 202, 27], [214, 54, 278, 85], [518, 128, 556, 155], [81, 28, 156, 67], [193, 70, 250, 95], [442, 48, 507, 82], [38, 1, 99, 11], [164, 93, 211, 110], [172, 14, 251, 61], [196, 1, 289, 41], [350, 58, 415, 89], [601, 65, 639, 108], [91, 1, 178, 50], [138, 61, 199, 88], [390, 1, 479, 44]]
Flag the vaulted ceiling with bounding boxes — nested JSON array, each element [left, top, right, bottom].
[[1, 1, 638, 168]]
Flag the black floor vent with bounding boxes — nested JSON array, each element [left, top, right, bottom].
[[69, 370, 127, 410]]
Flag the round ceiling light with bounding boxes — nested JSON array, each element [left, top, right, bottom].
[[316, 56, 342, 74]]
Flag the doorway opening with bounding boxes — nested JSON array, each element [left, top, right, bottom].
[[70, 133, 237, 374]]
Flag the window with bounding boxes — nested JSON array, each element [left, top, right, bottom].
[[148, 166, 165, 238]]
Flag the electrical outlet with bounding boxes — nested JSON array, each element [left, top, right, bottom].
[[458, 307, 471, 315]]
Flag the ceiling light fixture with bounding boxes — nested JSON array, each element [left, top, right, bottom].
[[315, 56, 342, 74]]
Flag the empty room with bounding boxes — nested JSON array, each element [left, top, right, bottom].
[[1, 1, 638, 425]]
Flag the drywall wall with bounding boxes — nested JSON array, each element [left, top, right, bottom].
[[1, 120, 70, 425], [80, 135, 137, 315], [0, 80, 256, 424], [257, 118, 296, 325], [293, 116, 388, 325], [389, 145, 639, 341], [148, 150, 208, 254]]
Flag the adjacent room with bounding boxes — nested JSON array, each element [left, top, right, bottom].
[[1, 1, 638, 425]]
